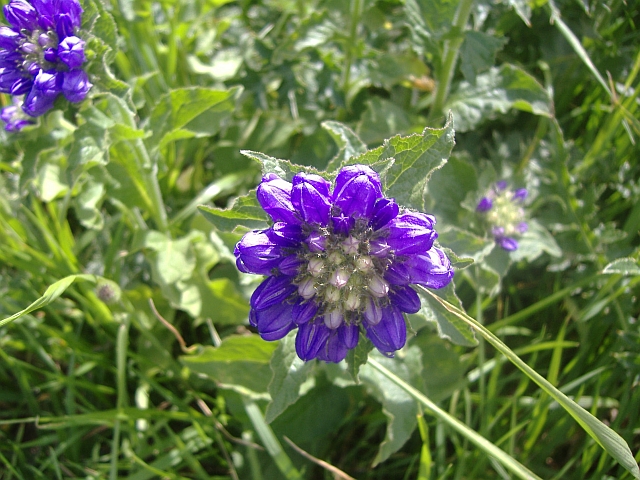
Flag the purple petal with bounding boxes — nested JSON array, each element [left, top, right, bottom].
[[363, 296, 383, 326], [499, 237, 518, 251], [405, 248, 454, 289], [306, 231, 326, 252], [296, 321, 331, 361], [61, 69, 92, 103], [513, 188, 528, 202], [3, 0, 38, 30], [496, 180, 507, 190], [256, 174, 300, 224], [58, 35, 86, 69], [292, 298, 319, 325], [0, 26, 21, 50], [268, 222, 303, 247], [370, 198, 399, 230], [517, 222, 528, 234], [385, 261, 411, 285], [476, 197, 492, 212], [338, 323, 359, 349], [332, 167, 381, 219], [386, 212, 438, 255], [331, 214, 355, 236], [389, 285, 421, 314], [291, 172, 331, 225], [365, 305, 407, 354], [317, 331, 349, 363], [234, 229, 286, 275], [250, 275, 296, 310], [254, 302, 296, 341], [278, 255, 303, 276]]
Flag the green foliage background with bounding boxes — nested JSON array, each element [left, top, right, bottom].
[[0, 0, 639, 478]]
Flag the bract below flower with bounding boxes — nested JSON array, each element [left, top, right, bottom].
[[235, 165, 454, 363]]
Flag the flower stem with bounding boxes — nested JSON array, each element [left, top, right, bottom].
[[368, 358, 541, 480], [429, 0, 475, 119]]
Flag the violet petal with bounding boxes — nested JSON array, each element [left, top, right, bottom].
[[365, 305, 407, 354], [296, 321, 331, 361], [254, 302, 296, 341]]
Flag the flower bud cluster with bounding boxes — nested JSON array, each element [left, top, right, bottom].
[[476, 180, 528, 251], [0, 0, 92, 131]]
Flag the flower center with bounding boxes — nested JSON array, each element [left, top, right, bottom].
[[294, 220, 391, 329], [19, 28, 59, 73]]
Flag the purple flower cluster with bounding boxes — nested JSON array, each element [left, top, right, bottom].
[[235, 165, 454, 363], [0, 0, 92, 130], [476, 180, 528, 251]]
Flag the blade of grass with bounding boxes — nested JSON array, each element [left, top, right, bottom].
[[242, 398, 303, 480], [421, 286, 640, 479], [368, 358, 542, 480]]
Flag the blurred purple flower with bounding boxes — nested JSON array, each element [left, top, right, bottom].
[[0, 0, 90, 122], [477, 181, 528, 252], [1, 97, 33, 131], [235, 165, 454, 363]]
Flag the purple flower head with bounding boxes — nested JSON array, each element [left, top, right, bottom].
[[235, 165, 454, 363], [477, 180, 529, 252], [0, 0, 90, 118], [1, 98, 33, 131]]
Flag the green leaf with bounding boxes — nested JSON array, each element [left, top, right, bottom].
[[445, 64, 552, 132], [322, 121, 368, 172], [356, 97, 413, 145], [200, 278, 250, 326], [438, 227, 495, 263], [509, 220, 562, 262], [181, 336, 277, 398], [240, 150, 322, 181], [147, 87, 240, 152], [345, 333, 374, 382], [75, 179, 106, 230], [0, 274, 97, 328], [359, 347, 424, 466], [416, 283, 477, 347], [460, 31, 508, 83], [265, 333, 315, 423], [198, 192, 269, 233], [603, 258, 640, 276], [507, 0, 532, 27], [342, 114, 455, 213]]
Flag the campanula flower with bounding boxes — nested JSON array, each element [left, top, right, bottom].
[[1, 96, 32, 131], [235, 165, 454, 363], [0, 0, 92, 120], [477, 181, 528, 251]]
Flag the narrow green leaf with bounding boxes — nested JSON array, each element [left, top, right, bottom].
[[243, 399, 304, 480], [0, 274, 97, 328], [369, 358, 542, 480], [265, 333, 315, 423], [422, 288, 640, 480]]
